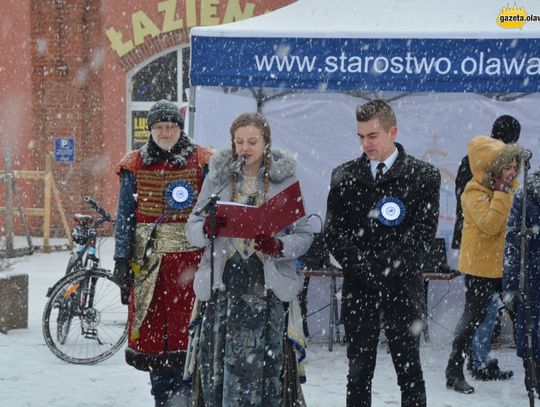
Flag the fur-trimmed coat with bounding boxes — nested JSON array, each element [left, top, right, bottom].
[[504, 168, 540, 360], [459, 135, 522, 279], [186, 148, 313, 302]]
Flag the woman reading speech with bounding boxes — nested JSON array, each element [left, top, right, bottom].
[[186, 112, 313, 406]]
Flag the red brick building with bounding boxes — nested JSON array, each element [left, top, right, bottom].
[[0, 0, 292, 237]]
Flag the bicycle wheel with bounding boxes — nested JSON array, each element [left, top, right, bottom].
[[42, 268, 129, 365]]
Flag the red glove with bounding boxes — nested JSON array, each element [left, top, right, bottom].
[[203, 213, 227, 237], [254, 235, 284, 257]]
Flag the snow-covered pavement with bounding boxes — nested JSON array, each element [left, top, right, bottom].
[[0, 239, 531, 406]]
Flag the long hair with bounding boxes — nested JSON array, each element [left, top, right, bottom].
[[229, 112, 272, 202]]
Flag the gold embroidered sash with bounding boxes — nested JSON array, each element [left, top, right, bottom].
[[129, 222, 197, 341]]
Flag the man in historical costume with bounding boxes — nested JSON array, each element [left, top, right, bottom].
[[113, 99, 212, 407]]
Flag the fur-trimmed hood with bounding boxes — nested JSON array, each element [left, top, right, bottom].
[[467, 135, 522, 189], [206, 148, 297, 184]]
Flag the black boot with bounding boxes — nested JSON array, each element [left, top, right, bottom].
[[446, 376, 475, 394], [473, 359, 513, 381], [523, 359, 540, 399], [446, 352, 474, 394]]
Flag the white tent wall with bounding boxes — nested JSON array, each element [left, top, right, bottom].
[[189, 0, 540, 343], [193, 88, 540, 342]]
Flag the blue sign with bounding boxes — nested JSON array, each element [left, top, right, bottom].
[[191, 37, 540, 92], [54, 138, 75, 163]]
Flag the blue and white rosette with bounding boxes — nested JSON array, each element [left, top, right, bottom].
[[164, 180, 195, 210], [375, 197, 406, 226]]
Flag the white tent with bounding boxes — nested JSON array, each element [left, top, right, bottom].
[[188, 0, 540, 339], [189, 0, 540, 246]]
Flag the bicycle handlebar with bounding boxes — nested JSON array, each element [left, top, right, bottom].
[[84, 196, 113, 222]]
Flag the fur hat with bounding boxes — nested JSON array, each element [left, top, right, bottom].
[[147, 99, 183, 130], [491, 115, 521, 144]]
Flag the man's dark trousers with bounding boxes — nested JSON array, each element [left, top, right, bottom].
[[344, 290, 426, 407]]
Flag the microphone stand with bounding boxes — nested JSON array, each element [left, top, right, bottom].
[[518, 154, 536, 407], [195, 193, 220, 300], [194, 186, 228, 302], [194, 156, 246, 300]]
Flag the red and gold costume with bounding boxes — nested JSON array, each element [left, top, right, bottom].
[[117, 144, 212, 371]]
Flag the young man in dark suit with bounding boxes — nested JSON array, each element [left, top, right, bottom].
[[325, 99, 441, 407]]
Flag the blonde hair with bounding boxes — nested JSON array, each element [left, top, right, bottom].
[[229, 112, 272, 202]]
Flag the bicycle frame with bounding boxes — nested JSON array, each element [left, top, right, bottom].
[[67, 231, 99, 274]]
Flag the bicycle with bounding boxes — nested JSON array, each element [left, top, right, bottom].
[[42, 196, 128, 365]]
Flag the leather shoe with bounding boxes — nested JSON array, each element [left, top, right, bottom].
[[446, 377, 475, 394]]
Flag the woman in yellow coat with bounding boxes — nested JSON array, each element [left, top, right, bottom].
[[446, 135, 522, 394]]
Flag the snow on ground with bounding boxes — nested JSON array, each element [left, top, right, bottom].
[[0, 238, 533, 407]]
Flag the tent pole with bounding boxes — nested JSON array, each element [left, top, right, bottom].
[[188, 85, 197, 139], [251, 88, 265, 113]]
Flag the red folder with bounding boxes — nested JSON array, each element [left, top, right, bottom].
[[216, 181, 305, 239]]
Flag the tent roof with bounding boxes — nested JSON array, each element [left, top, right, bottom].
[[190, 0, 540, 92], [191, 0, 540, 39]]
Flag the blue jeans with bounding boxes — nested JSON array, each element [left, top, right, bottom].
[[149, 368, 191, 407], [469, 293, 500, 369]]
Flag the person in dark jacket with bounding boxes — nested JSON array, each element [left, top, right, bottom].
[[504, 165, 540, 399], [325, 99, 441, 407], [113, 99, 212, 407], [451, 115, 521, 380]]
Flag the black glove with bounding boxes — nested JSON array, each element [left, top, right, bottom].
[[113, 260, 132, 305]]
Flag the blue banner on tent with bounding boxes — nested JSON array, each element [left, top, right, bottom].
[[190, 37, 540, 92]]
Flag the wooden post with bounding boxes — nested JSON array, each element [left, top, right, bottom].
[[0, 152, 71, 253], [12, 174, 34, 253], [51, 176, 73, 247], [3, 149, 14, 257], [43, 155, 52, 252]]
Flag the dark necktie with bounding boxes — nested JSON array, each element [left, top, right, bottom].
[[375, 162, 385, 182]]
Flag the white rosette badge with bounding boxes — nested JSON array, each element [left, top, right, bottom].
[[375, 197, 406, 226], [164, 180, 195, 210]]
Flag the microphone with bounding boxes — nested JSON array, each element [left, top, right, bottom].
[[521, 149, 533, 161], [230, 155, 247, 174]]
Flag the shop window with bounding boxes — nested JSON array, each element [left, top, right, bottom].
[[128, 47, 190, 150]]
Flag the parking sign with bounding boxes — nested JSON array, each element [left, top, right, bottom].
[[54, 138, 75, 163]]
